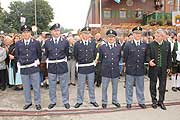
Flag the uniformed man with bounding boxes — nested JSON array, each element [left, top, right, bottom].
[[74, 26, 99, 108], [44, 23, 70, 109], [99, 29, 121, 109], [15, 25, 42, 110], [146, 29, 172, 110], [123, 26, 147, 109]]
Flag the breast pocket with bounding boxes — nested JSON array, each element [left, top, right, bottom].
[[60, 47, 65, 52], [48, 48, 53, 53], [129, 49, 136, 54]]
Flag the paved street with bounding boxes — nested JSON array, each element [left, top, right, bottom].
[[0, 76, 180, 120]]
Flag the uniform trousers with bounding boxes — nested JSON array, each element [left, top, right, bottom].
[[48, 73, 69, 104], [21, 72, 41, 105], [77, 72, 96, 103], [126, 74, 145, 104], [102, 77, 119, 104]]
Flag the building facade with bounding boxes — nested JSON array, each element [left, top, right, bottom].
[[86, 0, 179, 27]]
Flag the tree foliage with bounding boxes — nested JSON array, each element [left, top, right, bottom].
[[2, 0, 54, 33]]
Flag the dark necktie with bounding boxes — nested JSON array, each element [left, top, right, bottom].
[[54, 39, 57, 44], [85, 41, 88, 46], [25, 41, 29, 46], [137, 42, 140, 46], [110, 45, 113, 49]]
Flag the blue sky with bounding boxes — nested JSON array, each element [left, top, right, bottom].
[[1, 0, 91, 30]]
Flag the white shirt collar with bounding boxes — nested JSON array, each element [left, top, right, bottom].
[[24, 38, 31, 44], [108, 42, 116, 48], [82, 39, 88, 45], [134, 39, 141, 46], [53, 37, 60, 42]]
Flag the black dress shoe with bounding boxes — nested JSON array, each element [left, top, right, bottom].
[[96, 84, 101, 87], [1, 86, 6, 91], [14, 87, 23, 91], [64, 103, 70, 109], [126, 104, 131, 109], [112, 102, 121, 108], [74, 103, 82, 108], [139, 104, 146, 109], [102, 104, 107, 109], [176, 87, 180, 91], [90, 102, 99, 107], [172, 87, 177, 92], [48, 103, 56, 109], [35, 104, 41, 110], [23, 103, 32, 110], [152, 103, 157, 109], [44, 84, 49, 89], [71, 83, 76, 86], [158, 103, 167, 110]]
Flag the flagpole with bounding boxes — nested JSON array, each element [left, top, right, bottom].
[[100, 0, 102, 27]]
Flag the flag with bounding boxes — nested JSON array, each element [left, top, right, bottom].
[[114, 0, 121, 4]]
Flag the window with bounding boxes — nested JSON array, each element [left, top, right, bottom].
[[103, 10, 112, 19], [135, 11, 143, 19], [119, 10, 127, 19], [176, 0, 180, 11]]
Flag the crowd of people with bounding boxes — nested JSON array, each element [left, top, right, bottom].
[[0, 23, 179, 111]]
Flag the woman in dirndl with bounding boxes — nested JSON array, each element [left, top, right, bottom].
[[8, 34, 23, 91]]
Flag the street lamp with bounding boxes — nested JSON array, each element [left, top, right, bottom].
[[20, 16, 26, 26]]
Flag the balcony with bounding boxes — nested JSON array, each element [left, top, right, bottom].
[[143, 12, 172, 26]]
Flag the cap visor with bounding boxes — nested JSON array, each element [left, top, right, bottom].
[[133, 30, 142, 34], [107, 34, 116, 37], [82, 31, 90, 34]]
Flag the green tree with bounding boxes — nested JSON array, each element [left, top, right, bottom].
[[60, 27, 74, 34], [25, 0, 54, 33], [5, 0, 54, 33], [0, 7, 5, 31], [4, 1, 26, 33]]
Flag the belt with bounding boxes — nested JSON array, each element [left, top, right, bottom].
[[46, 57, 67, 68], [76, 61, 96, 72], [77, 61, 96, 67], [17, 60, 40, 73], [119, 63, 149, 66], [19, 63, 37, 68]]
